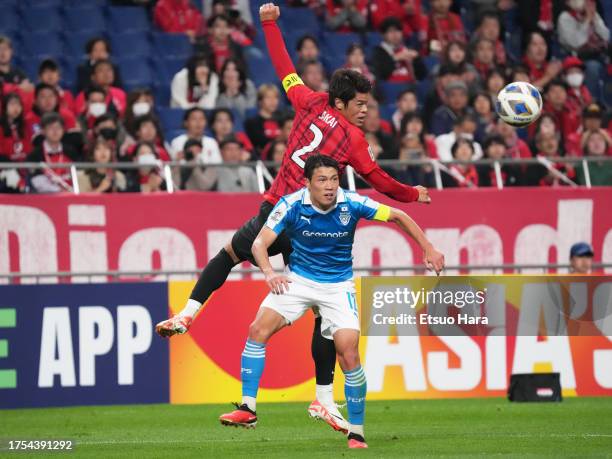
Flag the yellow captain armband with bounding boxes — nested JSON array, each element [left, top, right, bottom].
[[372, 204, 391, 222], [282, 73, 304, 93]]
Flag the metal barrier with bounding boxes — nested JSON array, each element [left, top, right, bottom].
[[1, 156, 611, 193], [1, 263, 610, 284]]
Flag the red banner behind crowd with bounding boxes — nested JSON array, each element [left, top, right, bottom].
[[1, 188, 611, 280]]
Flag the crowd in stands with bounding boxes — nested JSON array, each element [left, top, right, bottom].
[[0, 0, 611, 194]]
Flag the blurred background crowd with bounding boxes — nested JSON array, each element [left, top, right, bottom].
[[0, 0, 610, 194]]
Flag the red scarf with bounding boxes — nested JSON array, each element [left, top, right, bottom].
[[43, 143, 73, 189]]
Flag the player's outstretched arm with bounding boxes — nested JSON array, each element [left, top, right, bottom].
[[362, 166, 431, 204], [387, 207, 445, 275], [252, 226, 292, 294], [259, 3, 298, 83]]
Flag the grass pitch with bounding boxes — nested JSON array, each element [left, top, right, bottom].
[[2, 398, 612, 458]]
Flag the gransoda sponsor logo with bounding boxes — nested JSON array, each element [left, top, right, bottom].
[[302, 230, 350, 238]]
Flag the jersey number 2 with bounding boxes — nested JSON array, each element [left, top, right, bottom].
[[291, 124, 323, 168]]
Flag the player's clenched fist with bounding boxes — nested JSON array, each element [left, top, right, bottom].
[[415, 185, 431, 204], [259, 3, 280, 22]]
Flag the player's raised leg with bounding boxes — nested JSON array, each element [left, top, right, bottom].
[[307, 317, 349, 433], [335, 329, 368, 449], [219, 306, 287, 428]]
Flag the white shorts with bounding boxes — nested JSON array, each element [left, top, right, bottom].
[[260, 271, 360, 339]]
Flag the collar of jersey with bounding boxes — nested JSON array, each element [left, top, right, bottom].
[[302, 188, 346, 214]]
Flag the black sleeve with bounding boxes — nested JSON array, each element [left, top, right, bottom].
[[371, 46, 395, 81], [76, 63, 92, 93], [244, 116, 268, 152], [412, 56, 428, 81]]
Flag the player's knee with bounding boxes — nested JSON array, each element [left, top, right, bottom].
[[224, 243, 240, 264], [337, 347, 360, 371], [248, 320, 272, 343]]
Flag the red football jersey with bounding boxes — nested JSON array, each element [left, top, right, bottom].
[[264, 85, 377, 203]]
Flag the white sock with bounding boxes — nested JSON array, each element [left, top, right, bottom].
[[242, 396, 256, 412], [179, 299, 202, 318], [350, 424, 364, 437], [316, 384, 334, 405]]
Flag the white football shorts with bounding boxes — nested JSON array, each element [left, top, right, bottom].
[[260, 271, 360, 339]]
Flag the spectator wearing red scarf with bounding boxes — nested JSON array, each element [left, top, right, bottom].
[[526, 130, 576, 186], [425, 0, 466, 55], [26, 113, 81, 193], [369, 0, 426, 39], [522, 31, 563, 91], [76, 86, 109, 143], [154, 0, 205, 42], [0, 93, 31, 162], [372, 17, 426, 83], [442, 137, 479, 188]]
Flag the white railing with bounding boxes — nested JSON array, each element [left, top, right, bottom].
[[1, 157, 610, 193]]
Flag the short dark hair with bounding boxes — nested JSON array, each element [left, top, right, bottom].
[[41, 112, 64, 129], [451, 137, 475, 158], [207, 13, 230, 28], [134, 114, 157, 132], [219, 135, 242, 149], [211, 107, 234, 124], [34, 83, 57, 98], [483, 134, 506, 151], [86, 84, 106, 99], [86, 37, 111, 55], [379, 16, 403, 34], [184, 138, 203, 151], [545, 78, 567, 93], [92, 59, 113, 73], [38, 58, 59, 75], [454, 113, 478, 127], [304, 154, 339, 180], [183, 107, 207, 122], [328, 69, 372, 107], [297, 34, 319, 52], [93, 114, 117, 128]]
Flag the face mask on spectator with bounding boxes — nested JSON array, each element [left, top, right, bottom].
[[569, 0, 585, 10], [132, 102, 151, 117], [137, 152, 158, 166], [460, 133, 474, 141], [566, 73, 584, 88], [99, 127, 118, 140], [89, 102, 107, 118]]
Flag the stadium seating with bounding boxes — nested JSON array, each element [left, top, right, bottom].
[[110, 32, 152, 58], [63, 31, 103, 58], [246, 53, 277, 87], [107, 6, 150, 33], [64, 6, 106, 32], [20, 31, 63, 59], [20, 5, 62, 31], [0, 6, 18, 35], [279, 7, 319, 36], [117, 57, 154, 90], [151, 32, 193, 59], [322, 32, 361, 59], [157, 107, 185, 132]]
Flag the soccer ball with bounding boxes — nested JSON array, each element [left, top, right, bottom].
[[495, 82, 543, 128]]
